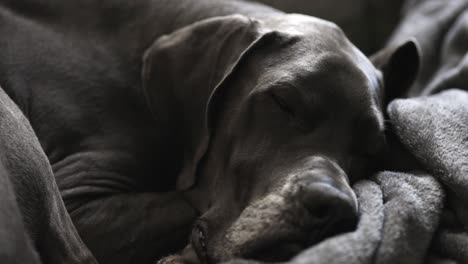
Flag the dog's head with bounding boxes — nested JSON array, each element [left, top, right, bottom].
[[143, 14, 419, 263]]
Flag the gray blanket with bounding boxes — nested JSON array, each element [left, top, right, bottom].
[[230, 88, 468, 264], [2, 0, 466, 263], [290, 88, 468, 264], [300, 0, 468, 262], [229, 0, 468, 263]]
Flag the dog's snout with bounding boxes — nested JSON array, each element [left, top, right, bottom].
[[299, 180, 358, 232]]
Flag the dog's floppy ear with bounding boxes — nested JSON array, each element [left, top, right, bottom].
[[371, 39, 420, 104], [142, 15, 278, 190]]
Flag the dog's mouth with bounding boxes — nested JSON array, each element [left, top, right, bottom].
[[242, 229, 308, 262], [189, 164, 359, 263], [190, 213, 358, 264], [189, 219, 309, 263], [243, 219, 352, 262], [249, 241, 305, 262], [191, 220, 210, 264]]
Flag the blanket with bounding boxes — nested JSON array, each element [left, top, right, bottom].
[[229, 0, 468, 263], [300, 0, 468, 263], [291, 88, 468, 264], [1, 0, 466, 263], [229, 89, 468, 264], [305, 0, 468, 262]]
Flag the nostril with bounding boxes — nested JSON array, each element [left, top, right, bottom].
[[300, 182, 358, 226], [309, 204, 331, 221]]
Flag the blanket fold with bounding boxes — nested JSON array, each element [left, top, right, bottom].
[[283, 88, 468, 264], [388, 89, 468, 264], [229, 55, 468, 264], [290, 171, 444, 264]]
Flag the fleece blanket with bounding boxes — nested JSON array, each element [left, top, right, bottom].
[[228, 0, 468, 263], [307, 0, 468, 262], [298, 0, 468, 263], [229, 89, 468, 264], [290, 89, 467, 264]]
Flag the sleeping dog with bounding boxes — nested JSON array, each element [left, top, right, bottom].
[[0, 0, 419, 263]]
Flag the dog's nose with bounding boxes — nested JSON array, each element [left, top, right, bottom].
[[299, 181, 358, 233]]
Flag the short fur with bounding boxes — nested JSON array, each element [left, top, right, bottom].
[[0, 0, 419, 263]]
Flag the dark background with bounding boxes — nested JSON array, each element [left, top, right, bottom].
[[251, 0, 406, 54]]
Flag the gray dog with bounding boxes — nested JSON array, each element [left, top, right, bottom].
[[0, 0, 419, 264]]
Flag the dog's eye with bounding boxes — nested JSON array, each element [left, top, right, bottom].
[[270, 92, 309, 131], [191, 220, 208, 263], [271, 92, 295, 117]]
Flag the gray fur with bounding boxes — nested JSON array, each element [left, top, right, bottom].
[[0, 86, 97, 264], [223, 1, 468, 264], [0, 0, 420, 263]]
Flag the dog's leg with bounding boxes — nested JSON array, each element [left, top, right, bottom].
[[69, 192, 198, 264], [0, 87, 97, 264]]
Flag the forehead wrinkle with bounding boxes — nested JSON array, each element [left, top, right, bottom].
[[348, 45, 384, 106], [353, 66, 384, 131], [333, 54, 381, 111], [251, 40, 381, 115], [370, 103, 385, 132], [254, 68, 324, 115], [299, 54, 370, 108]]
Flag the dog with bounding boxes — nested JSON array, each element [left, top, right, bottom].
[[0, 0, 419, 263]]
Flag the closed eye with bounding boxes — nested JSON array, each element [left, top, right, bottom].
[[270, 92, 311, 131], [271, 92, 295, 118]]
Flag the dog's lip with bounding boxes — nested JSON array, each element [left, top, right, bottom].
[[238, 216, 352, 262], [241, 228, 309, 261], [251, 241, 305, 262], [191, 220, 210, 264]]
